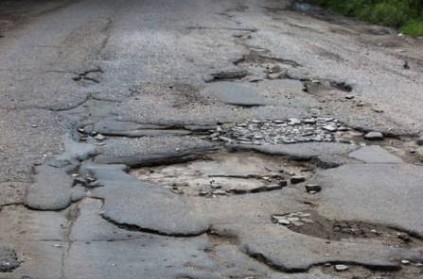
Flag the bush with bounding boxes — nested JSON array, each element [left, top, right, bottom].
[[312, 0, 423, 36], [368, 1, 412, 27], [401, 19, 423, 36]]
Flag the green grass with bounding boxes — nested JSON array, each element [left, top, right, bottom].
[[311, 0, 423, 37], [401, 19, 423, 36]]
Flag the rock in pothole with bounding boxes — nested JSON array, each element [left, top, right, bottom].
[[334, 264, 349, 272], [272, 211, 314, 227], [0, 248, 19, 272], [364, 131, 384, 141]]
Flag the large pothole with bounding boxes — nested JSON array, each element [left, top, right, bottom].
[[130, 152, 314, 197], [271, 211, 423, 248]]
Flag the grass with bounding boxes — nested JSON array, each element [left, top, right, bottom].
[[401, 20, 423, 36], [311, 0, 423, 37]]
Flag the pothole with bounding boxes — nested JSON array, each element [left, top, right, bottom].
[[130, 152, 314, 197], [210, 117, 362, 145], [206, 69, 249, 82], [303, 79, 353, 94], [234, 50, 302, 68], [319, 262, 423, 279], [230, 49, 301, 82], [271, 211, 423, 248]]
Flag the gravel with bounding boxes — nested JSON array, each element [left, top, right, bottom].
[[210, 117, 355, 145]]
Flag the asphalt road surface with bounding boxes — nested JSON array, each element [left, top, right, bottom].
[[0, 0, 423, 278]]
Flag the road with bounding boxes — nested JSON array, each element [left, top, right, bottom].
[[0, 0, 423, 278]]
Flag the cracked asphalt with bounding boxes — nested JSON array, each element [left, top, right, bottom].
[[1, 0, 423, 278]]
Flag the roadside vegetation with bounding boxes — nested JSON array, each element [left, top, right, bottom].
[[311, 0, 423, 36]]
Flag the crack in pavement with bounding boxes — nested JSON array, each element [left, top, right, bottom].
[[101, 214, 212, 238], [245, 250, 402, 273]]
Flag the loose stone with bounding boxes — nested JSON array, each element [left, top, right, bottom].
[[212, 189, 226, 196], [94, 134, 106, 141], [268, 73, 281, 80], [322, 124, 337, 132], [303, 118, 317, 124], [397, 232, 411, 242], [416, 136, 423, 146], [373, 108, 384, 113], [86, 175, 96, 183], [219, 136, 233, 142], [74, 177, 87, 186], [248, 76, 263, 82], [401, 259, 410, 265], [305, 184, 321, 193], [198, 190, 209, 196], [334, 264, 349, 272], [272, 215, 290, 226], [288, 118, 301, 125], [291, 176, 306, 184], [337, 126, 349, 131], [364, 131, 384, 140], [279, 180, 288, 187], [211, 117, 355, 145], [210, 182, 222, 189], [318, 117, 334, 122]]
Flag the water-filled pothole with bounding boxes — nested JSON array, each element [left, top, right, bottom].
[[130, 152, 314, 197], [272, 211, 423, 248]]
